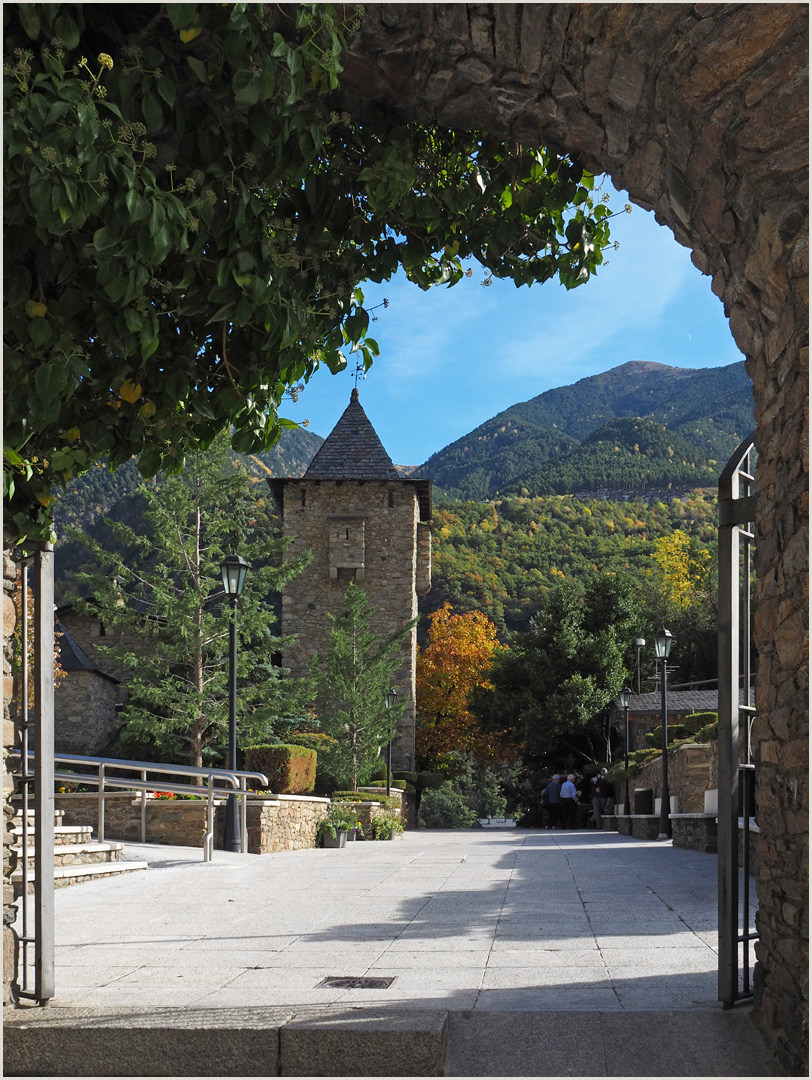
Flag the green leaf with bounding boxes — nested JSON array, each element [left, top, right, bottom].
[[27, 318, 53, 347], [233, 69, 261, 108], [187, 57, 209, 83], [142, 91, 163, 132], [17, 5, 41, 38], [34, 363, 68, 406], [54, 13, 81, 50], [166, 3, 199, 29], [157, 74, 176, 108], [93, 226, 119, 251]]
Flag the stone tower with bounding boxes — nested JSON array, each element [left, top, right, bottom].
[[268, 389, 431, 771]]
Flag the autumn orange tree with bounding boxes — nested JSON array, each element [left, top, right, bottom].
[[416, 604, 512, 770]]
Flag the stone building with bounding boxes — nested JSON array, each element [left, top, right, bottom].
[[53, 620, 121, 757], [268, 389, 431, 771]]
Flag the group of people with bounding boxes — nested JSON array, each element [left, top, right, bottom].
[[540, 768, 615, 830]]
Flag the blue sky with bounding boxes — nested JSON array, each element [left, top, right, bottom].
[[282, 182, 746, 467]]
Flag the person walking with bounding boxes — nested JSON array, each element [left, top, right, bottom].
[[541, 774, 561, 829], [560, 774, 578, 828], [591, 767, 612, 830]]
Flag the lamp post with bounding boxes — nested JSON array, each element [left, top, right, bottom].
[[634, 637, 646, 695], [654, 627, 674, 841], [619, 686, 633, 816], [384, 688, 398, 797], [221, 554, 250, 853]]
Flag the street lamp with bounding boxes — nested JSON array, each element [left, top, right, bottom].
[[654, 627, 675, 841], [634, 637, 646, 695], [221, 553, 250, 853], [384, 688, 398, 797], [619, 685, 633, 816]]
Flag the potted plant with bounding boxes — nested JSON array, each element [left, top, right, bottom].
[[318, 802, 359, 848], [371, 810, 404, 841], [346, 819, 364, 841]]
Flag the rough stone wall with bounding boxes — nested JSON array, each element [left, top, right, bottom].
[[281, 479, 420, 770], [337, 7, 808, 1071], [54, 672, 121, 757], [245, 796, 329, 853], [629, 743, 713, 815], [3, 555, 19, 1005]]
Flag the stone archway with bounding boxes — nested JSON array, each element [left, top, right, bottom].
[[336, 5, 808, 1073]]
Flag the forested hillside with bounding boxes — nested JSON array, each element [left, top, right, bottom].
[[504, 417, 717, 497], [420, 360, 753, 499], [419, 490, 717, 637]]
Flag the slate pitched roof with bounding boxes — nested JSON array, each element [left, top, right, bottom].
[[302, 389, 400, 480], [56, 621, 119, 683], [614, 688, 754, 715]]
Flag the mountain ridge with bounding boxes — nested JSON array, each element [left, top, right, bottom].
[[414, 360, 753, 500]]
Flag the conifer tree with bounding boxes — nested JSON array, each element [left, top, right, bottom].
[[69, 434, 312, 767], [313, 582, 416, 791]]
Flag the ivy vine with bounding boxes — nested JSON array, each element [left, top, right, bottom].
[[4, 2, 625, 544]]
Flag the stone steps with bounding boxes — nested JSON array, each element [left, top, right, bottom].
[[12, 860, 152, 894], [11, 809, 148, 894]]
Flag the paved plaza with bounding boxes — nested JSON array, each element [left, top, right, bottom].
[[8, 827, 773, 1076]]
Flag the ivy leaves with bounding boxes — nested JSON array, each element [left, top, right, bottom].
[[4, 2, 620, 545]]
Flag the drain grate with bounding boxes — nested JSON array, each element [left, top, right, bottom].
[[317, 975, 396, 989]]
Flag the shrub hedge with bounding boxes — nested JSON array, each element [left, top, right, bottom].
[[244, 743, 317, 795], [331, 791, 402, 810]]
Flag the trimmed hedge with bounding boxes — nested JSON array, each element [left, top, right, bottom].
[[366, 779, 408, 791], [244, 743, 317, 795], [331, 790, 401, 811]]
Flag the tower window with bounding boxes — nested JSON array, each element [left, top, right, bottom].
[[387, 491, 395, 508], [301, 488, 306, 507]]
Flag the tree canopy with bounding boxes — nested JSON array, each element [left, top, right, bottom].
[[415, 603, 509, 770], [67, 433, 313, 767], [4, 2, 622, 545], [473, 573, 641, 766]]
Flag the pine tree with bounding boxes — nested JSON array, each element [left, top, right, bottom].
[[313, 582, 417, 791], [68, 434, 313, 767]]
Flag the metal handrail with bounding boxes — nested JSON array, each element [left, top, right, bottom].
[[41, 752, 268, 862]]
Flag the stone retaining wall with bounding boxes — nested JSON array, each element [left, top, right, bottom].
[[243, 795, 329, 854], [626, 743, 713, 814], [52, 792, 331, 854]]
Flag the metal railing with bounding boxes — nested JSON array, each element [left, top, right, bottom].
[[46, 752, 269, 862]]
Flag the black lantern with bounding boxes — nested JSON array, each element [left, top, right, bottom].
[[384, 688, 398, 796], [220, 554, 250, 852], [654, 628, 675, 840], [221, 553, 250, 600], [634, 637, 646, 694], [654, 626, 674, 660], [619, 686, 633, 816]]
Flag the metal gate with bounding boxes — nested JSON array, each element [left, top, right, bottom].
[[717, 433, 758, 1007], [11, 544, 56, 1004]]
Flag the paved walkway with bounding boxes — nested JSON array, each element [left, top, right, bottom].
[[8, 828, 773, 1076]]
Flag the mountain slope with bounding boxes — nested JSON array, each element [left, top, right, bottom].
[[502, 417, 717, 496], [419, 361, 753, 499]]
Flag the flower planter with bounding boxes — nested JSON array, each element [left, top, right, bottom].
[[322, 829, 347, 848]]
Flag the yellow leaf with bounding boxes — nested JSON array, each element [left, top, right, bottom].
[[179, 27, 202, 43], [59, 428, 81, 442], [139, 400, 156, 418], [119, 379, 142, 404], [37, 492, 55, 507], [25, 300, 48, 319]]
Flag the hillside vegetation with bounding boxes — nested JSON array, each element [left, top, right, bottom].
[[420, 489, 717, 637]]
